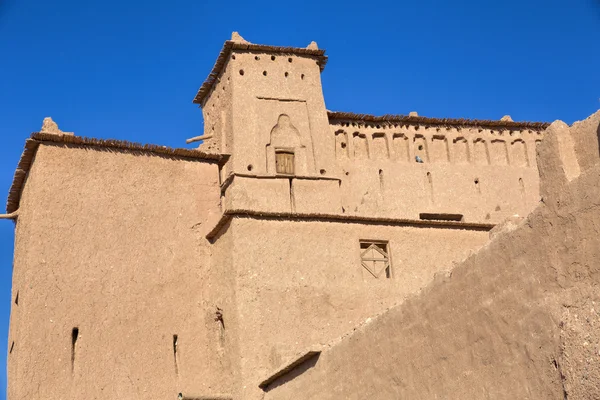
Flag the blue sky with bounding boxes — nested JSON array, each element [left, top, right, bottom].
[[0, 0, 599, 396]]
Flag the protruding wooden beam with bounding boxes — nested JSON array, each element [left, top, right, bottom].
[[186, 134, 214, 144], [0, 211, 19, 220]]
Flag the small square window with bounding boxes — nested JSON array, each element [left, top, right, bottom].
[[360, 240, 391, 278], [275, 150, 295, 175]]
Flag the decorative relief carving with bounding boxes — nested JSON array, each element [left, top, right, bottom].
[[392, 133, 409, 162], [430, 135, 449, 163], [510, 139, 529, 167], [266, 114, 306, 175], [490, 139, 509, 165], [269, 114, 303, 148], [329, 123, 541, 168], [453, 137, 470, 164], [371, 133, 389, 160], [473, 138, 490, 165], [353, 132, 369, 160], [335, 130, 349, 160], [360, 241, 391, 279], [414, 135, 429, 163]]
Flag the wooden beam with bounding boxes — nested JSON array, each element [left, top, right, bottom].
[[186, 134, 214, 144]]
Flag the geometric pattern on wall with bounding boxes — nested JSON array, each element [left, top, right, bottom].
[[360, 241, 391, 278]]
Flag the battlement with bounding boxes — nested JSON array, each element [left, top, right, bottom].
[[192, 33, 327, 106], [329, 111, 546, 167]]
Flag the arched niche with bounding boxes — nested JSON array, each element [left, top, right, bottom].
[[335, 130, 349, 160], [371, 132, 390, 160], [266, 114, 308, 175], [392, 133, 409, 162], [510, 139, 529, 167]]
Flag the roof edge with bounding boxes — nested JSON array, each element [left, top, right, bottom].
[[6, 133, 223, 213], [328, 111, 550, 131], [193, 41, 328, 105]]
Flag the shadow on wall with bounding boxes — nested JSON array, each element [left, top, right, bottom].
[[262, 353, 321, 393], [597, 121, 600, 158]]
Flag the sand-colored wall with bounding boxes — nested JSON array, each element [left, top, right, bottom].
[[224, 217, 490, 399], [199, 55, 234, 163], [331, 123, 542, 224], [263, 114, 600, 400], [7, 143, 229, 399], [225, 50, 334, 177], [196, 41, 545, 225]]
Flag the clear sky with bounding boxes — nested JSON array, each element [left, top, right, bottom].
[[0, 0, 599, 397]]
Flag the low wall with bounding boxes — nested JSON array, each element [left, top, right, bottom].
[[263, 114, 600, 400]]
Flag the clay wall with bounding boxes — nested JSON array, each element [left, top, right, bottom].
[[7, 143, 230, 399], [221, 217, 490, 399], [331, 121, 543, 224], [262, 113, 600, 400], [196, 40, 545, 225], [223, 50, 334, 178], [199, 58, 234, 162]]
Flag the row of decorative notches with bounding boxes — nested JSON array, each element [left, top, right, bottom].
[[334, 129, 542, 167]]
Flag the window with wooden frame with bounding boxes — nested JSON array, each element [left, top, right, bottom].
[[275, 149, 295, 175], [360, 240, 391, 278]]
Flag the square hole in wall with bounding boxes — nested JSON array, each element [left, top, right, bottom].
[[359, 240, 391, 278]]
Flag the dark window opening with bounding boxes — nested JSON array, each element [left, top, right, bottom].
[[419, 213, 463, 222]]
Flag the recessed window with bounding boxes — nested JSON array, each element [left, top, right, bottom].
[[359, 240, 391, 278], [275, 150, 295, 175]]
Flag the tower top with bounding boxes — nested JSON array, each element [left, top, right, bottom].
[[192, 34, 327, 105]]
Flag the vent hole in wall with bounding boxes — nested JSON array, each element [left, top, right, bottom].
[[71, 327, 79, 372], [419, 213, 463, 222], [14, 291, 18, 305], [418, 145, 423, 151], [320, 169, 326, 175], [173, 334, 179, 375], [288, 57, 293, 63], [263, 71, 267, 76], [301, 74, 305, 80], [247, 164, 253, 172], [285, 72, 289, 78], [215, 307, 225, 329], [255, 55, 260, 60], [239, 69, 244, 76], [271, 55, 276, 61], [231, 54, 236, 60]]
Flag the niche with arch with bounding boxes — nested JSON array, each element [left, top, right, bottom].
[[414, 135, 429, 163], [371, 132, 390, 160], [392, 133, 410, 162], [510, 139, 529, 167], [473, 138, 490, 165], [430, 135, 449, 163], [353, 132, 369, 160], [490, 139, 509, 165], [335, 130, 349, 159], [453, 137, 470, 164], [266, 114, 307, 175]]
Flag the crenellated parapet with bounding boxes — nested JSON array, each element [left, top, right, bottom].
[[329, 112, 547, 168]]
